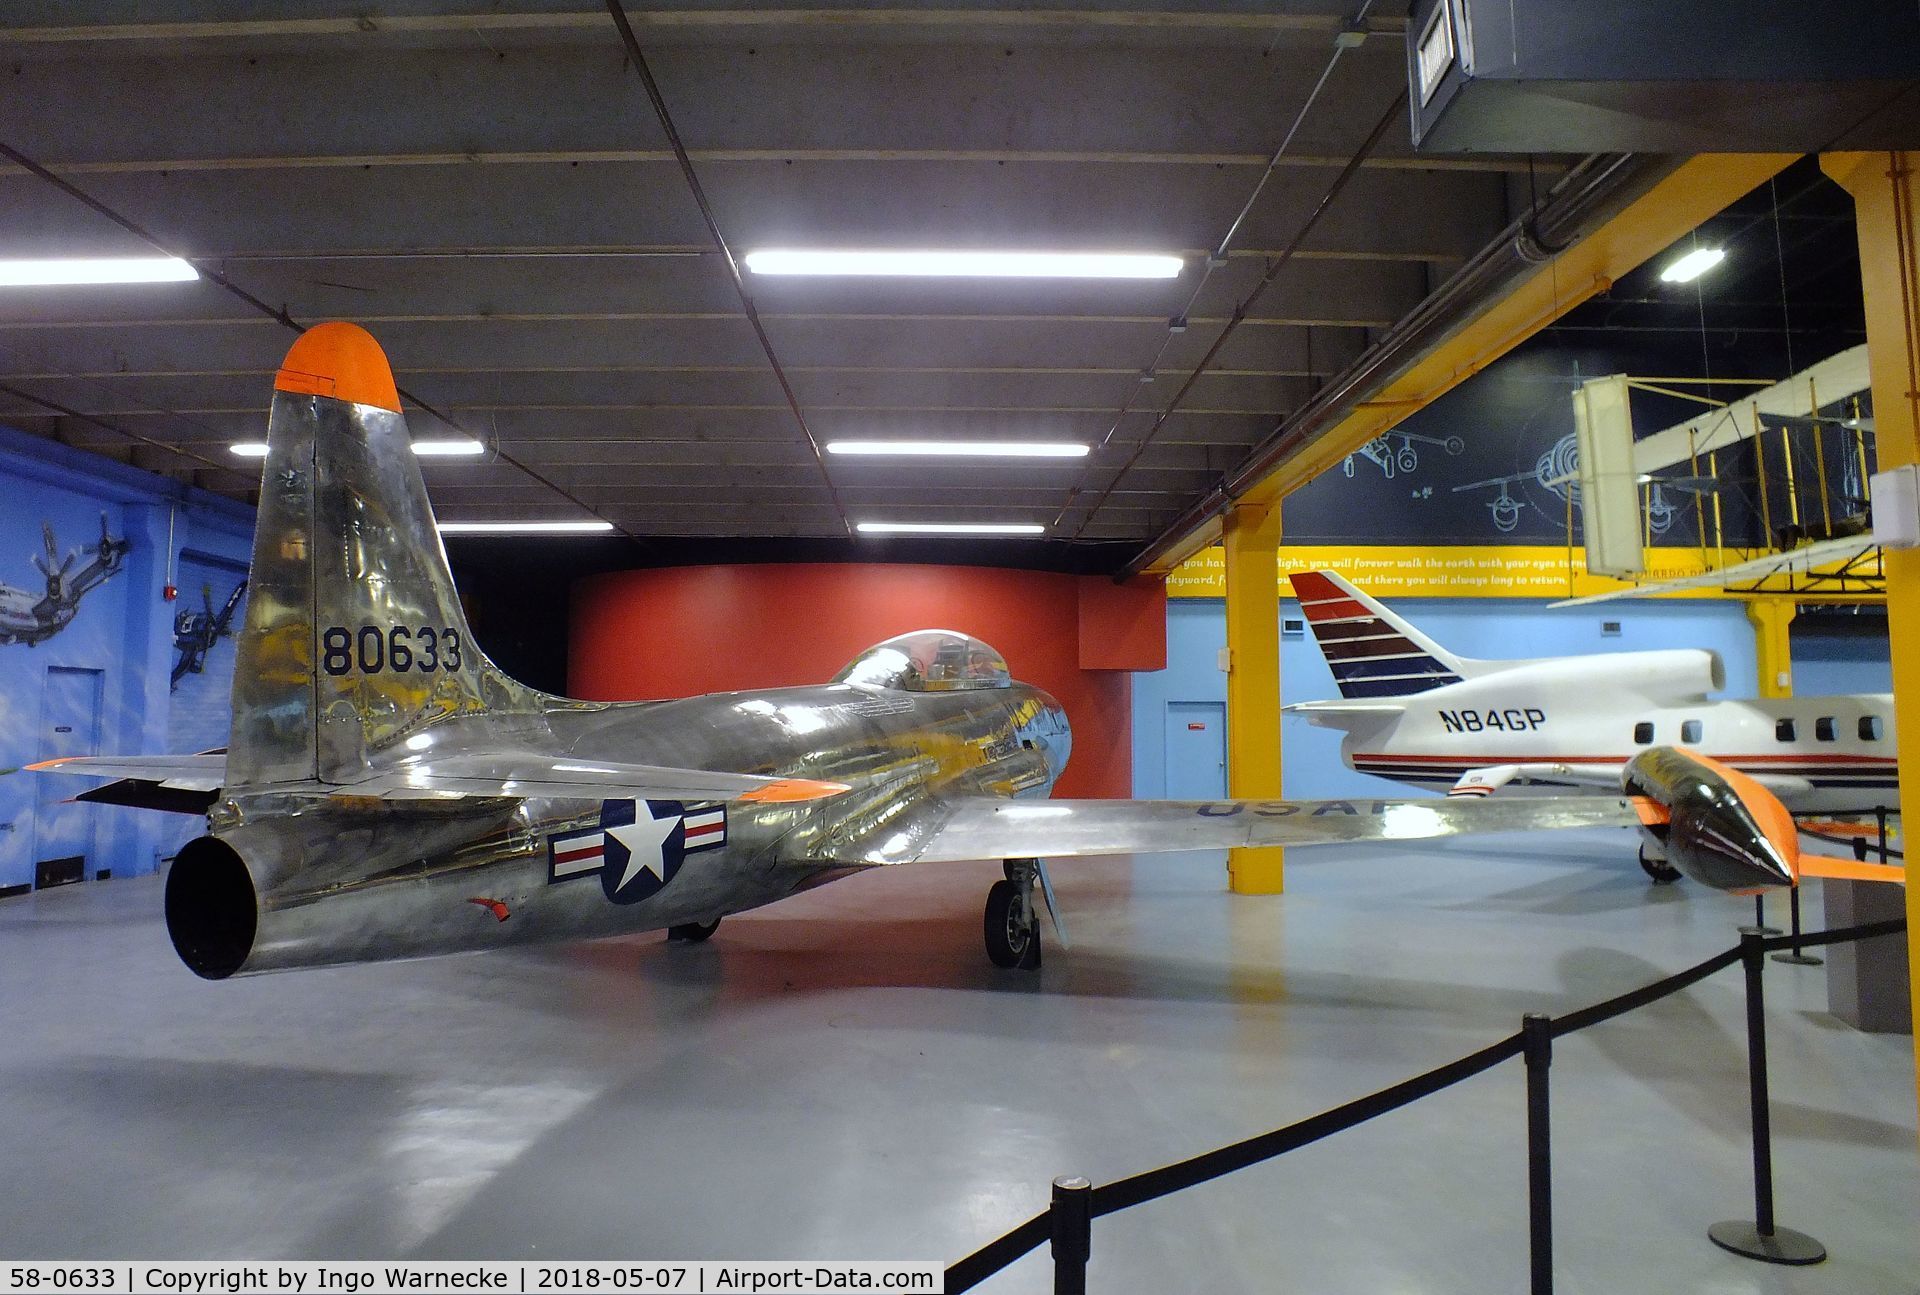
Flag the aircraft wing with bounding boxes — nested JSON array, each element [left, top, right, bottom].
[[825, 793, 1640, 866], [1446, 761, 1812, 800], [31, 750, 847, 805]]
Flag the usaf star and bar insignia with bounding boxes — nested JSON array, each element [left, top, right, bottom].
[[547, 799, 727, 905]]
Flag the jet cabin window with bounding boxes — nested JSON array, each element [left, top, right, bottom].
[[1861, 716, 1885, 741], [1632, 722, 1654, 745], [1775, 718, 1796, 742], [1680, 719, 1702, 744], [1816, 717, 1838, 742]]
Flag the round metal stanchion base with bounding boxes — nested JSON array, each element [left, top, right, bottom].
[[1771, 951, 1824, 966], [1708, 1221, 1827, 1265]]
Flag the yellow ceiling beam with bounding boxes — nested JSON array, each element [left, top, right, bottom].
[[1232, 154, 1800, 516]]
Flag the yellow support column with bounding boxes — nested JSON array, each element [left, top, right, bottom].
[[1821, 151, 1920, 1126], [1223, 500, 1284, 893], [1745, 599, 1796, 699]]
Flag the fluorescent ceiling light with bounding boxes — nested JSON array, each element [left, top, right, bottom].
[[827, 440, 1088, 458], [409, 437, 486, 456], [1659, 247, 1725, 283], [856, 521, 1046, 536], [745, 249, 1182, 279], [437, 520, 614, 534], [0, 257, 198, 286], [230, 438, 483, 458]]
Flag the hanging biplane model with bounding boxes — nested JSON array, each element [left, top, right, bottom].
[[32, 325, 1903, 980]]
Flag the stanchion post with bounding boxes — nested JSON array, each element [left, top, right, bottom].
[[1050, 1175, 1092, 1295], [1740, 893, 1781, 936], [1708, 932, 1826, 1265], [1522, 1012, 1554, 1295], [1772, 885, 1823, 966]]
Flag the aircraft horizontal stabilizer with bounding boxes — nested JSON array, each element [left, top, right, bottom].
[[32, 750, 848, 805], [831, 793, 1640, 866], [28, 754, 226, 791], [1282, 700, 1406, 728]]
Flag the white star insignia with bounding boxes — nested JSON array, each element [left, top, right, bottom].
[[607, 803, 681, 891]]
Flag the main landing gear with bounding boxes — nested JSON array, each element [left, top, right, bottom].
[[1638, 843, 1681, 885], [984, 858, 1043, 970], [667, 918, 721, 942]]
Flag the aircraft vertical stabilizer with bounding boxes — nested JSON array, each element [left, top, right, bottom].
[[1289, 570, 1474, 699], [227, 322, 540, 789]]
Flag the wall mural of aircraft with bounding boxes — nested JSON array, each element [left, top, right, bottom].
[[1285, 569, 1900, 881], [31, 324, 1902, 982], [0, 514, 130, 647], [171, 579, 248, 689]]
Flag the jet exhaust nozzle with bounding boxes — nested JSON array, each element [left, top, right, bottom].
[[165, 835, 258, 980], [1621, 747, 1798, 892]]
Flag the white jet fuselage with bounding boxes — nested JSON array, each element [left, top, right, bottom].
[[1334, 656, 1896, 813]]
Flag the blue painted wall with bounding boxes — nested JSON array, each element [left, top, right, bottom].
[[1132, 596, 1892, 800], [0, 425, 253, 893]]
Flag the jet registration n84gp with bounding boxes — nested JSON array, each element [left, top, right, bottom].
[[31, 324, 1901, 980]]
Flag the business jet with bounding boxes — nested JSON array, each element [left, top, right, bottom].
[[31, 324, 1894, 979], [1286, 570, 1899, 880]]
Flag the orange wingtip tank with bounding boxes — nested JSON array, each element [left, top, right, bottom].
[[273, 321, 402, 413], [738, 778, 852, 803]]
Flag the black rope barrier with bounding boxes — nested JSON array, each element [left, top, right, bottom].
[[1757, 915, 1906, 953], [1550, 946, 1745, 1036], [943, 913, 1909, 1293], [1091, 1032, 1525, 1216]]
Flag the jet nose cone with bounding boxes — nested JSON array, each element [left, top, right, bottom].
[[1671, 784, 1796, 891]]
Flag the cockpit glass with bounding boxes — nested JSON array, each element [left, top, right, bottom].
[[833, 629, 1013, 691]]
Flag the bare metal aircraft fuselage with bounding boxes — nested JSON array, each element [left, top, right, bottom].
[[189, 681, 1069, 977]]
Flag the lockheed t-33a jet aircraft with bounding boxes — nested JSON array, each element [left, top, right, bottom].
[[31, 325, 1903, 980]]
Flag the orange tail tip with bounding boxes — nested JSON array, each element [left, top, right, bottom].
[[738, 778, 851, 804], [274, 321, 402, 413]]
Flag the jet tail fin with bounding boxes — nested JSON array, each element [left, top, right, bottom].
[[229, 322, 545, 790], [1288, 570, 1471, 699]]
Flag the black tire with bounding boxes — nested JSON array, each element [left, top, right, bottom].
[[984, 879, 1041, 970], [667, 918, 721, 943], [1638, 845, 1682, 885]]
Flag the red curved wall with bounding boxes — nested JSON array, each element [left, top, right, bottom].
[[570, 564, 1153, 798]]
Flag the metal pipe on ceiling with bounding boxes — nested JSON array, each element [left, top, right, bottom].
[[1118, 151, 1677, 579], [603, 0, 851, 536]]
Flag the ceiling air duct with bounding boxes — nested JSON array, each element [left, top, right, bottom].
[[1409, 0, 1920, 153]]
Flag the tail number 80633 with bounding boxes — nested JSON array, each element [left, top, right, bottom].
[[321, 624, 462, 676]]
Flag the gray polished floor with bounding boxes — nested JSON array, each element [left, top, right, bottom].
[[2, 830, 1915, 1293]]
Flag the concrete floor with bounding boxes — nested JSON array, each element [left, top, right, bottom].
[[2, 829, 1915, 1294]]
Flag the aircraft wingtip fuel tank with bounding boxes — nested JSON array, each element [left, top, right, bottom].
[[33, 323, 1870, 980]]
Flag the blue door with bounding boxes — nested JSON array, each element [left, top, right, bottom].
[[1165, 701, 1227, 800], [35, 666, 103, 886]]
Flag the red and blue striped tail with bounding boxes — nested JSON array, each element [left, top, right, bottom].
[[1291, 570, 1464, 699]]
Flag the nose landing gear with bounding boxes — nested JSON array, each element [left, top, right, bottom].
[[985, 859, 1043, 969]]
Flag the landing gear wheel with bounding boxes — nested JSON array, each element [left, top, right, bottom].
[[667, 918, 721, 943], [984, 878, 1041, 970], [1638, 845, 1681, 884]]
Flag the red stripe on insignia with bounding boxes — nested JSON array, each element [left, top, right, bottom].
[[553, 844, 603, 864]]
